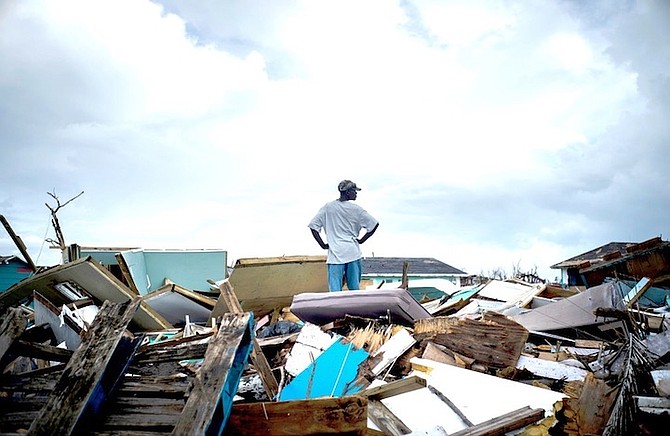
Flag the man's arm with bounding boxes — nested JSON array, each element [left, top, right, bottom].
[[310, 228, 329, 250], [357, 223, 379, 244]]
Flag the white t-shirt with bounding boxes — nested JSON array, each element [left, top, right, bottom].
[[308, 199, 379, 264]]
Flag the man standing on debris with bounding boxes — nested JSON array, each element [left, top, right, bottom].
[[309, 180, 379, 291]]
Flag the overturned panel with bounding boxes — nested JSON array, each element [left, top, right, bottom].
[[290, 288, 432, 327], [510, 280, 624, 332], [215, 255, 329, 318], [0, 257, 171, 331], [142, 283, 216, 326]]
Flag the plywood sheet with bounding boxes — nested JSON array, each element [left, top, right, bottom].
[[226, 255, 328, 316]]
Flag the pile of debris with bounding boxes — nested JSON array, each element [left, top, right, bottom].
[[2, 255, 670, 435]]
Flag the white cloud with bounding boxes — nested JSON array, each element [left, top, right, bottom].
[[1, 0, 669, 282]]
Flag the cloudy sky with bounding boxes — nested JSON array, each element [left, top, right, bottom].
[[1, 0, 668, 282]]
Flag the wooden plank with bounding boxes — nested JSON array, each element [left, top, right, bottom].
[[11, 340, 74, 363], [575, 373, 618, 435], [234, 255, 326, 266], [370, 328, 415, 376], [448, 406, 545, 436], [28, 298, 142, 435], [133, 341, 210, 364], [364, 375, 427, 400], [368, 398, 412, 435], [0, 214, 37, 272], [115, 252, 140, 294], [214, 280, 279, 399], [574, 339, 604, 349], [0, 308, 28, 364], [427, 385, 473, 427], [226, 395, 368, 435], [172, 312, 254, 436], [623, 277, 653, 307]]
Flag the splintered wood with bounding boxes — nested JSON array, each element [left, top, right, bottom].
[[414, 312, 529, 368]]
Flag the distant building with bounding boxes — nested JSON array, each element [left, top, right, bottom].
[[0, 255, 34, 292], [361, 257, 468, 300], [551, 241, 635, 286], [551, 237, 670, 288]]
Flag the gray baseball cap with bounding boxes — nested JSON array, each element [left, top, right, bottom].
[[338, 180, 361, 192]]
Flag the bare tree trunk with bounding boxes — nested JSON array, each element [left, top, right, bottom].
[[45, 190, 84, 262]]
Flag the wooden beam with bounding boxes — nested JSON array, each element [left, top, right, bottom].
[[0, 308, 28, 368], [427, 385, 473, 427], [215, 280, 279, 399], [401, 261, 409, 290], [115, 252, 140, 294], [10, 340, 74, 363], [0, 214, 36, 272], [171, 312, 254, 436], [368, 398, 411, 435], [364, 375, 427, 400], [28, 298, 142, 435], [226, 395, 368, 435], [623, 277, 653, 307], [448, 406, 544, 436]]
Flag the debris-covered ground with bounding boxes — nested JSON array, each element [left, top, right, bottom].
[[2, 241, 670, 435]]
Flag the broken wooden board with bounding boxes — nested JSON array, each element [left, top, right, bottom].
[[213, 280, 278, 400], [422, 342, 458, 367], [414, 311, 528, 368], [367, 398, 411, 435], [172, 312, 254, 436], [0, 257, 171, 331], [448, 406, 545, 436], [363, 375, 427, 400], [226, 395, 368, 435], [28, 298, 143, 435], [0, 308, 28, 364], [212, 255, 328, 318], [623, 277, 653, 307], [575, 373, 618, 435], [369, 327, 415, 376], [0, 214, 37, 273], [0, 365, 66, 432]]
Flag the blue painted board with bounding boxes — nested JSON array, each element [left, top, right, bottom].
[[279, 338, 368, 401]]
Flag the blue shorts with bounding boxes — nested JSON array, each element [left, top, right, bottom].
[[328, 259, 362, 291]]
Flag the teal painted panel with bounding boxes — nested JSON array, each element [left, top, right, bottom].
[[279, 338, 368, 401], [120, 250, 150, 295], [80, 251, 119, 267], [0, 259, 33, 292], [143, 250, 227, 293]]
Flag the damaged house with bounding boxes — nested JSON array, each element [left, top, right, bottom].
[[2, 232, 670, 434]]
